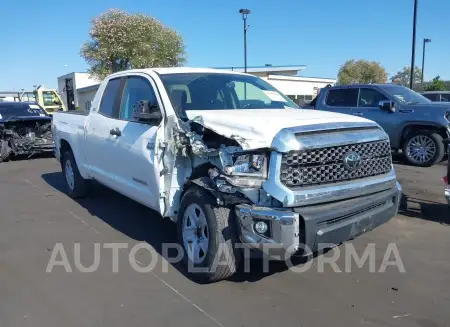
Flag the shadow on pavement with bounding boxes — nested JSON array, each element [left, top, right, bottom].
[[41, 172, 313, 283], [400, 195, 450, 225], [10, 152, 54, 162]]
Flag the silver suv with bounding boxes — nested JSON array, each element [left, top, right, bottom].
[[311, 84, 450, 167]]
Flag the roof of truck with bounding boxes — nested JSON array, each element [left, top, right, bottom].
[[109, 67, 249, 77], [328, 83, 405, 89]]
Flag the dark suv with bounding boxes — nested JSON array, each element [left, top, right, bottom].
[[310, 84, 450, 167]]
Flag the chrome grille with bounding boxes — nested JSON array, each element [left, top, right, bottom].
[[280, 140, 392, 187]]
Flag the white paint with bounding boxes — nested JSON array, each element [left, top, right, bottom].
[[186, 108, 373, 150]]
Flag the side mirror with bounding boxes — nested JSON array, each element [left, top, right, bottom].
[[378, 100, 395, 113], [132, 100, 162, 122]]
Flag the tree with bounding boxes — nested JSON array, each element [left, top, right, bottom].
[[390, 66, 422, 87], [337, 59, 388, 85], [424, 76, 447, 91], [81, 9, 186, 79]]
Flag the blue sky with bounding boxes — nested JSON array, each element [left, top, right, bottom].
[[1, 0, 449, 90]]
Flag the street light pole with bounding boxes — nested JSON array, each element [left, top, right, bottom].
[[239, 9, 251, 73], [421, 38, 431, 83], [409, 0, 418, 89]]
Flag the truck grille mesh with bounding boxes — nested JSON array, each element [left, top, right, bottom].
[[280, 140, 392, 187]]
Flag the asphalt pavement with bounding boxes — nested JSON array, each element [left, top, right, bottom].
[[0, 156, 449, 327]]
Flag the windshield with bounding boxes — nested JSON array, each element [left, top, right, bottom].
[[382, 85, 431, 105], [42, 91, 61, 106], [0, 103, 48, 120], [160, 73, 298, 116]]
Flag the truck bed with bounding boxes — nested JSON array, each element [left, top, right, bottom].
[[52, 110, 88, 163]]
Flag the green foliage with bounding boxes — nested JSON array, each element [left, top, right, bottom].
[[424, 76, 447, 91], [391, 66, 422, 87], [81, 9, 186, 79], [337, 59, 388, 85]]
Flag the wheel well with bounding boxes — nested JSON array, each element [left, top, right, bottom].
[[401, 125, 447, 146], [59, 139, 73, 158]]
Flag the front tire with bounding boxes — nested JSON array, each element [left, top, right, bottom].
[[403, 131, 444, 167], [177, 186, 241, 283], [62, 150, 90, 198]]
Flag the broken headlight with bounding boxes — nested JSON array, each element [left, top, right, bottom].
[[223, 153, 268, 178]]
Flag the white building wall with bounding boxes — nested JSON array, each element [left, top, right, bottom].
[[260, 75, 336, 104], [78, 89, 98, 112], [57, 72, 100, 110], [74, 73, 100, 89], [261, 77, 312, 95]]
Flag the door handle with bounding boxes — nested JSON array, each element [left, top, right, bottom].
[[109, 127, 122, 137], [353, 112, 364, 116]]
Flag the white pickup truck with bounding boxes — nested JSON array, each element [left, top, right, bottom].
[[52, 68, 402, 282]]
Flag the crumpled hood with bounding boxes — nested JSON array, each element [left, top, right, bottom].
[[186, 109, 376, 150]]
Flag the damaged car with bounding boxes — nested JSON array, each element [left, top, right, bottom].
[[52, 68, 402, 282], [0, 102, 54, 162]]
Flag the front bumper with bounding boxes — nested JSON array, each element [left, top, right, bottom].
[[33, 141, 54, 153], [235, 182, 402, 259]]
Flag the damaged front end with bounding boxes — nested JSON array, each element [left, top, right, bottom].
[[162, 115, 305, 260], [159, 115, 299, 257], [0, 118, 54, 162], [173, 116, 280, 206], [159, 114, 402, 261]]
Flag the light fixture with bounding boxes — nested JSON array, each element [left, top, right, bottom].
[[254, 221, 268, 234]]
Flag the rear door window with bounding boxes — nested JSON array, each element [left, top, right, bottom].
[[358, 88, 388, 107], [325, 89, 358, 107], [440, 94, 450, 102], [99, 78, 122, 117]]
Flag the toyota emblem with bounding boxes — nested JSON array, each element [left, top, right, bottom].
[[343, 152, 362, 171]]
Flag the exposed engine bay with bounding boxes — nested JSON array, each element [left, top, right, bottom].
[[0, 119, 54, 162]]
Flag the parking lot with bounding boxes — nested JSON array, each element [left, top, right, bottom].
[[1, 156, 449, 327]]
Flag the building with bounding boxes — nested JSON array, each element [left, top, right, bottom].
[[57, 72, 100, 111], [220, 65, 335, 105], [57, 65, 335, 111]]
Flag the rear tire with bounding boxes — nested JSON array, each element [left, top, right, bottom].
[[62, 150, 90, 198], [177, 186, 241, 283], [402, 131, 444, 167]]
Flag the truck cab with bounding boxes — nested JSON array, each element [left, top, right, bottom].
[[32, 86, 66, 114], [52, 68, 401, 282]]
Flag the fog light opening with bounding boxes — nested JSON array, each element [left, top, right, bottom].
[[254, 221, 268, 234]]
